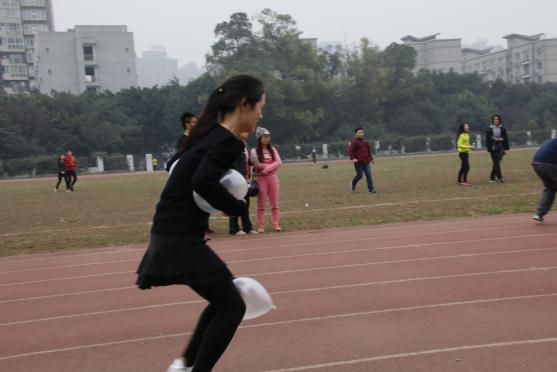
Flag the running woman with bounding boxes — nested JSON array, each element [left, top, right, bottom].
[[53, 155, 66, 192], [136, 75, 265, 372]]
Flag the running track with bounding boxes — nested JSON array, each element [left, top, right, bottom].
[[1, 214, 556, 371]]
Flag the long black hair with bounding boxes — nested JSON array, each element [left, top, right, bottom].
[[491, 114, 502, 125], [256, 136, 276, 163], [456, 123, 468, 143], [181, 75, 264, 152]]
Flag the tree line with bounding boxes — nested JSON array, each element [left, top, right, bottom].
[[2, 8, 557, 162]]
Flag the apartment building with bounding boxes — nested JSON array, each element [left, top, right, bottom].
[[35, 25, 137, 94], [0, 0, 54, 94]]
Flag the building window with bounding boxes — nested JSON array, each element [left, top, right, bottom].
[[6, 37, 25, 50], [6, 65, 28, 78], [86, 86, 97, 93], [0, 8, 20, 21], [23, 24, 49, 35], [522, 65, 530, 75], [125, 47, 129, 53], [0, 0, 20, 7], [126, 67, 131, 73], [20, 0, 47, 6], [536, 47, 543, 56], [537, 61, 543, 70], [48, 69, 52, 74], [21, 9, 47, 21], [24, 37, 34, 48], [83, 45, 94, 61], [84, 66, 96, 82]]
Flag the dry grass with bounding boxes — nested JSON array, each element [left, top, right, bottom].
[[0, 149, 541, 256]]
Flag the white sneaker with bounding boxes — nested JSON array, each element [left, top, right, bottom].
[[533, 214, 544, 222], [166, 358, 192, 372], [235, 231, 246, 236]]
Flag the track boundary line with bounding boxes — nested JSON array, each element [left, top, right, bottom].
[[0, 214, 533, 265], [1, 242, 555, 288], [1, 293, 555, 361], [2, 265, 556, 326], [263, 337, 557, 371], [0, 224, 548, 274]]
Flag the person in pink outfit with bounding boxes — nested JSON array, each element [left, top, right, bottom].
[[251, 127, 282, 232]]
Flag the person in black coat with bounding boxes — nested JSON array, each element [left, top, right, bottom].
[[53, 155, 66, 192], [532, 138, 557, 222], [486, 114, 510, 183], [229, 132, 256, 235], [166, 112, 198, 172], [136, 75, 266, 372]]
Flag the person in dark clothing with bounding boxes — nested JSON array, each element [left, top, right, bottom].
[[64, 150, 78, 191], [532, 138, 557, 222], [53, 155, 66, 192], [486, 114, 509, 183], [348, 128, 376, 193], [165, 112, 198, 172], [136, 75, 265, 372], [229, 132, 256, 235]]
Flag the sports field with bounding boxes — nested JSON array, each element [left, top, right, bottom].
[[0, 149, 541, 256]]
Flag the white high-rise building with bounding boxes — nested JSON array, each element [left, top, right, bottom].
[[136, 45, 178, 87], [35, 25, 138, 94], [0, 0, 54, 94]]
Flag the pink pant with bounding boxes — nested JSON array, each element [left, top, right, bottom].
[[256, 173, 280, 225]]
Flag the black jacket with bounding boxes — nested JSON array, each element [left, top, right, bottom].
[[57, 159, 66, 173], [233, 141, 250, 178], [151, 124, 247, 238], [486, 126, 509, 152]]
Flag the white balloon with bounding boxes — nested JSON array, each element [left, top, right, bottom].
[[233, 277, 274, 320], [193, 169, 248, 214]]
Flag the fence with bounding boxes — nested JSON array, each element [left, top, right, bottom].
[[1, 129, 555, 177]]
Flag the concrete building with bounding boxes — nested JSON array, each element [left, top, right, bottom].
[[402, 33, 557, 84], [175, 62, 204, 84], [464, 34, 557, 84], [136, 45, 178, 87], [0, 0, 54, 94], [401, 34, 463, 73], [35, 25, 137, 94]]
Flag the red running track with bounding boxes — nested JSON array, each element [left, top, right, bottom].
[[0, 214, 556, 371]]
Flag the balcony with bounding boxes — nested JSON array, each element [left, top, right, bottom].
[[2, 73, 29, 81]]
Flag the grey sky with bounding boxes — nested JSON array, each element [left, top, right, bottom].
[[52, 0, 557, 68]]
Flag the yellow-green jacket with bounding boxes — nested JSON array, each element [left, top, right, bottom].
[[457, 133, 472, 153]]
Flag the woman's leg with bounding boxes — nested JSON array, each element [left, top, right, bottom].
[[458, 153, 465, 183], [182, 279, 246, 371], [268, 174, 280, 225], [256, 176, 269, 228], [55, 173, 63, 189]]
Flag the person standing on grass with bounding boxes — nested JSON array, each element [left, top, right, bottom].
[[457, 123, 473, 186], [136, 75, 265, 372], [53, 154, 66, 192], [251, 127, 282, 233], [348, 128, 376, 193], [166, 112, 198, 172], [531, 138, 557, 222], [229, 132, 257, 236], [486, 114, 509, 183], [64, 150, 77, 192]]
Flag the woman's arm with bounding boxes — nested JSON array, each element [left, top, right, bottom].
[[260, 148, 282, 175]]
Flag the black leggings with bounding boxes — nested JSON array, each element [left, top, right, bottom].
[[55, 172, 65, 189], [65, 171, 77, 190], [458, 152, 470, 183], [182, 279, 246, 371]]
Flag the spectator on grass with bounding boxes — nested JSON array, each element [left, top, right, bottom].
[[229, 132, 257, 236], [64, 150, 78, 192], [53, 155, 66, 192], [348, 128, 376, 193], [165, 112, 198, 172], [532, 138, 557, 222], [457, 123, 473, 186], [251, 127, 282, 233], [486, 114, 509, 183]]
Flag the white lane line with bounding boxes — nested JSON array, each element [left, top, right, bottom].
[[263, 337, 557, 371], [0, 214, 532, 265], [1, 237, 556, 288], [0, 293, 555, 361], [0, 224, 544, 275], [248, 247, 557, 277], [2, 265, 556, 326], [5, 262, 557, 304]]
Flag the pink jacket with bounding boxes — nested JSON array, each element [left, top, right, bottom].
[[250, 147, 282, 176]]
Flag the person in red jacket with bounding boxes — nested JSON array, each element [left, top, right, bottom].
[[64, 150, 78, 192], [348, 128, 376, 193]]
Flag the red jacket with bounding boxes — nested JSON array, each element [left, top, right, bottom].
[[65, 155, 77, 171], [348, 138, 373, 164]]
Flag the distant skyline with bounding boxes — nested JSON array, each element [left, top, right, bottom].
[[52, 0, 557, 68]]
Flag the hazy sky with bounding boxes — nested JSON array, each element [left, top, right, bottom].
[[52, 0, 557, 67]]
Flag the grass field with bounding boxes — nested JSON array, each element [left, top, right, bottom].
[[0, 149, 542, 256]]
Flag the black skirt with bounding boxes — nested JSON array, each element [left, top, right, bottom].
[[136, 234, 232, 289]]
